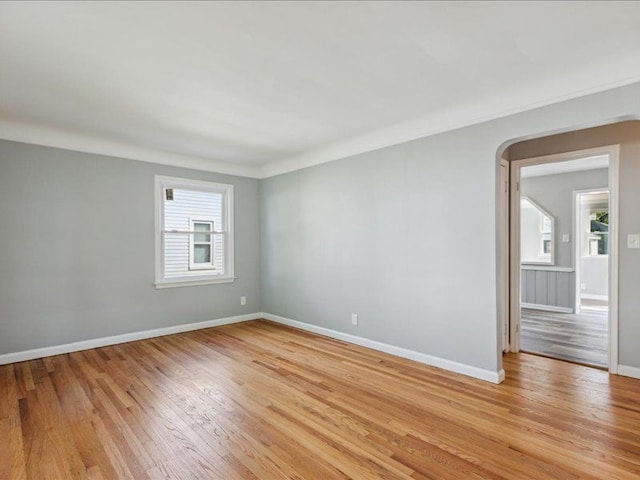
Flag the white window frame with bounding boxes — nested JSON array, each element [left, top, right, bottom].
[[520, 196, 555, 266], [155, 175, 234, 288], [189, 218, 216, 270]]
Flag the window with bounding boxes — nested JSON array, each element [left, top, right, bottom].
[[155, 176, 234, 287], [521, 197, 555, 265], [541, 215, 552, 254], [587, 210, 609, 256], [577, 191, 609, 258]]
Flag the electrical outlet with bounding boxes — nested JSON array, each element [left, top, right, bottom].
[[628, 234, 640, 249], [240, 296, 247, 306], [351, 313, 358, 326]]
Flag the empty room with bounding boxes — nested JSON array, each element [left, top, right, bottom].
[[2, 2, 640, 479]]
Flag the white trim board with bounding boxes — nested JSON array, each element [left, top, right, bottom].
[[617, 365, 640, 380], [263, 313, 505, 384], [0, 313, 262, 366], [521, 266, 574, 272], [1, 311, 506, 384], [521, 303, 574, 314], [581, 294, 608, 301]]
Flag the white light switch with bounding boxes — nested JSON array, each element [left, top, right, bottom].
[[562, 234, 570, 243], [628, 234, 640, 249]]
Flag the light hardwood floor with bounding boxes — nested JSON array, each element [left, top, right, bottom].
[[2, 320, 640, 479], [521, 307, 608, 367]]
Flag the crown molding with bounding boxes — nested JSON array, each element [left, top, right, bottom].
[[4, 68, 640, 181], [258, 72, 640, 179], [0, 119, 261, 178]]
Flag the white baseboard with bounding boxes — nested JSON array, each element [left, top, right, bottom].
[[0, 312, 262, 366], [263, 313, 505, 384], [521, 303, 573, 314], [581, 294, 608, 301], [2, 312, 508, 385], [617, 364, 640, 379]]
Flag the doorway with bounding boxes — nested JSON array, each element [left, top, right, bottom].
[[507, 146, 619, 371]]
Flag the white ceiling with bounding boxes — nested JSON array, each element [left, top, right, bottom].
[[2, 2, 640, 178], [521, 155, 610, 178]]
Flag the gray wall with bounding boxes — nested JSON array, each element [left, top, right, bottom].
[[580, 256, 608, 297], [521, 168, 609, 268], [261, 142, 498, 371], [4, 84, 640, 375], [262, 83, 640, 374], [510, 121, 640, 370], [0, 140, 261, 355]]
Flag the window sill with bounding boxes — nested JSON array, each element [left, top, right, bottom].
[[155, 276, 236, 289]]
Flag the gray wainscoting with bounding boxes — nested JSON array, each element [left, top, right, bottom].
[[521, 267, 575, 312]]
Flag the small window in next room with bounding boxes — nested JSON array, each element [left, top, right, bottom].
[[587, 210, 609, 256], [155, 176, 234, 287]]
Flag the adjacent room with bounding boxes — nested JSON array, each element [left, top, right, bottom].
[[2, 2, 640, 479], [518, 155, 611, 367]]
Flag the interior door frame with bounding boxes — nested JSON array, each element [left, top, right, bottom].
[[499, 158, 510, 352], [508, 145, 619, 372]]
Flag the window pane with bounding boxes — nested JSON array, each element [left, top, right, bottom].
[[194, 222, 212, 243], [521, 197, 553, 264], [194, 222, 211, 231], [194, 244, 211, 264]]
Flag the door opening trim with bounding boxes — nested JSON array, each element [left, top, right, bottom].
[[507, 145, 619, 373]]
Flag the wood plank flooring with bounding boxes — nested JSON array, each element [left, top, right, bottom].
[[521, 307, 608, 367], [2, 320, 640, 479]]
